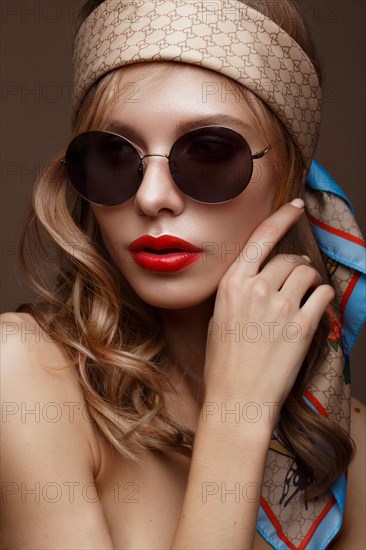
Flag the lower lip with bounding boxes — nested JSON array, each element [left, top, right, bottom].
[[129, 250, 203, 272]]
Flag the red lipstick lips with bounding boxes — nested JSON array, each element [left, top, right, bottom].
[[128, 235, 203, 272]]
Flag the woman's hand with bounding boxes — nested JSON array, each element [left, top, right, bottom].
[[172, 201, 330, 549], [203, 199, 335, 413]]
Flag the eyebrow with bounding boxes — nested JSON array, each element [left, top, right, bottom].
[[176, 115, 254, 135], [106, 114, 254, 146]]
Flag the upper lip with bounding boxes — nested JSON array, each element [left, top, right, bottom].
[[128, 234, 202, 252]]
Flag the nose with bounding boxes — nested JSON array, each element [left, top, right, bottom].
[[133, 154, 185, 217]]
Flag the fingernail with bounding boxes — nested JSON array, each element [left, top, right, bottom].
[[301, 255, 311, 262], [290, 198, 305, 209]]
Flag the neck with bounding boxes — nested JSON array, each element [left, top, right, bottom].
[[156, 293, 216, 404]]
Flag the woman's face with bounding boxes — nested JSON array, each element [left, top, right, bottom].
[[90, 63, 277, 309]]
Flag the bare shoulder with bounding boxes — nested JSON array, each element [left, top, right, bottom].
[[1, 311, 71, 370], [1, 311, 86, 413], [331, 396, 365, 549], [1, 308, 78, 405], [0, 311, 101, 474], [0, 312, 113, 548]]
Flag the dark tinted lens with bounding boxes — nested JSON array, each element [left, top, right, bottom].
[[64, 131, 141, 206], [170, 126, 253, 203]]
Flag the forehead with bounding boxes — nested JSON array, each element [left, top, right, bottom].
[[105, 61, 262, 137]]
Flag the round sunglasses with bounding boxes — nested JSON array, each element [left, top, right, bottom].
[[60, 126, 271, 206]]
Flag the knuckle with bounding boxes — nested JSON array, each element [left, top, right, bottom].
[[278, 296, 292, 317], [251, 278, 271, 300], [285, 254, 303, 264], [295, 264, 319, 280], [255, 221, 279, 241], [217, 279, 230, 299], [219, 273, 242, 295], [272, 254, 304, 267]]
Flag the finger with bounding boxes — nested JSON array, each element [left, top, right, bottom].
[[300, 284, 335, 329], [280, 264, 323, 304], [229, 199, 305, 279], [259, 254, 311, 290]]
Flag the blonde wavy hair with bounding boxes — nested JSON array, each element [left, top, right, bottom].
[[16, 0, 353, 499]]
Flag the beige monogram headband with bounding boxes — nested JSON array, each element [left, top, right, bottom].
[[72, 0, 322, 170]]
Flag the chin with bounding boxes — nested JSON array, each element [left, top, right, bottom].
[[124, 278, 217, 310], [138, 291, 213, 310], [145, 297, 206, 310]]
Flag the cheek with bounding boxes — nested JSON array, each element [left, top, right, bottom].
[[221, 179, 275, 253], [90, 205, 127, 259]]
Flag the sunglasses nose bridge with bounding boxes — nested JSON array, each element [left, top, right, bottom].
[[140, 153, 170, 166], [141, 154, 169, 159], [134, 151, 187, 215], [139, 153, 172, 179]]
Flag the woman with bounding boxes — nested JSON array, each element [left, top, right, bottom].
[[1, 0, 365, 548]]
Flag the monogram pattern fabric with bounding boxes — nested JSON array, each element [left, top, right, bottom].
[[72, 0, 321, 169]]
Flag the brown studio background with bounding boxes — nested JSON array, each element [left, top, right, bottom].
[[1, 0, 365, 402]]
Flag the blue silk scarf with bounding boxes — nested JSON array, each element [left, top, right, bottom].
[[257, 160, 365, 550]]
